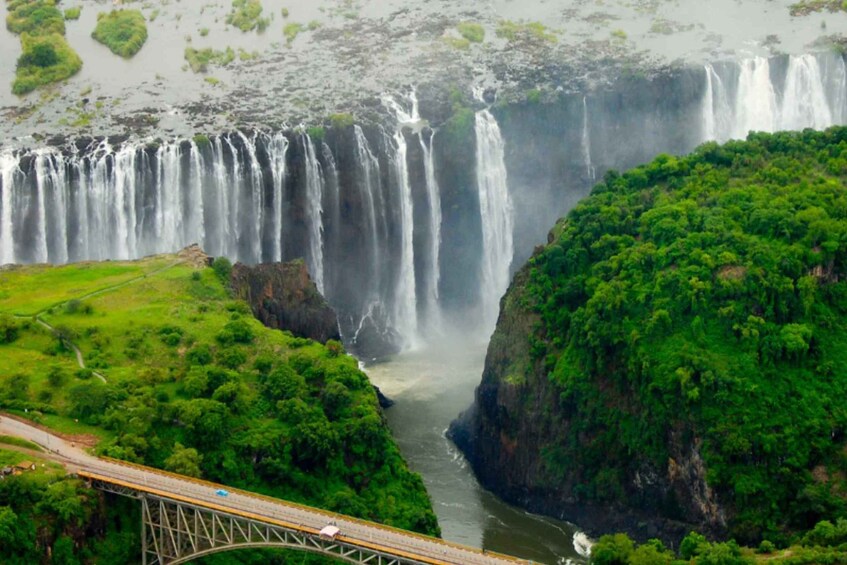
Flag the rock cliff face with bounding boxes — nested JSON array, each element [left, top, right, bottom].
[[230, 260, 340, 344], [449, 261, 720, 544]]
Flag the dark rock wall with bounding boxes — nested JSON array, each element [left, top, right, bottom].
[[230, 260, 341, 344]]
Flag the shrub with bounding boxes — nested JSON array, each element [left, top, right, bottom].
[[226, 0, 268, 32], [92, 10, 148, 58], [325, 339, 344, 357], [757, 540, 776, 554], [216, 347, 246, 369], [13, 33, 82, 95], [186, 344, 213, 366], [457, 22, 485, 43], [0, 314, 20, 344], [223, 319, 254, 344], [329, 113, 355, 129], [212, 257, 232, 280], [283, 22, 303, 44], [64, 7, 81, 21]]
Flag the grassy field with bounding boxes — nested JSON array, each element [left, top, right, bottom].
[[0, 256, 174, 315], [0, 435, 42, 451]]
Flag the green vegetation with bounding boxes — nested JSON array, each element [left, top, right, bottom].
[[184, 46, 235, 73], [0, 252, 438, 562], [63, 6, 80, 21], [790, 0, 847, 16], [91, 9, 148, 58], [610, 28, 628, 40], [5, 0, 82, 95], [199, 26, 209, 37], [226, 0, 269, 32], [518, 127, 847, 545], [496, 19, 557, 43], [307, 125, 326, 141], [457, 21, 485, 43], [443, 36, 470, 50], [590, 524, 847, 564], [283, 21, 303, 44], [0, 434, 42, 450], [329, 112, 355, 129]]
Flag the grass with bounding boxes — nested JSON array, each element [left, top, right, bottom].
[[329, 112, 354, 128], [5, 0, 82, 95], [6, 0, 65, 35], [184, 46, 235, 72], [790, 0, 847, 15], [0, 449, 63, 477], [443, 36, 470, 50], [92, 9, 148, 58], [226, 0, 269, 32], [0, 257, 171, 316], [0, 435, 42, 451], [496, 19, 557, 43], [457, 22, 484, 43], [283, 21, 303, 44], [63, 6, 81, 21]]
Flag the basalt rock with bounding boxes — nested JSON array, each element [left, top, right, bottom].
[[230, 260, 341, 344]]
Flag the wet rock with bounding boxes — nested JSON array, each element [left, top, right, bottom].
[[373, 386, 395, 409], [230, 259, 341, 344]]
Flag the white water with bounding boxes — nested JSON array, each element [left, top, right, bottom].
[[302, 134, 326, 294], [237, 131, 265, 264], [475, 109, 514, 331], [702, 54, 847, 142], [188, 141, 206, 251], [581, 96, 596, 184], [354, 125, 381, 282], [392, 129, 419, 346], [268, 132, 289, 263], [0, 153, 17, 265], [420, 131, 443, 331]]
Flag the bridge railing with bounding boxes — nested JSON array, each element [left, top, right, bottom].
[[92, 457, 527, 563]]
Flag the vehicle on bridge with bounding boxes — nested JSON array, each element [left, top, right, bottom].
[[215, 489, 229, 497], [319, 525, 340, 540]]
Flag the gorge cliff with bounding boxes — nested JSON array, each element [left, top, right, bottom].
[[451, 127, 847, 546]]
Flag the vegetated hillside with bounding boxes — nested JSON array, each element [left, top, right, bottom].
[[0, 250, 438, 563], [451, 127, 847, 547]]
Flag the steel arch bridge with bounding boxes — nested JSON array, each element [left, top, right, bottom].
[[83, 472, 494, 565]]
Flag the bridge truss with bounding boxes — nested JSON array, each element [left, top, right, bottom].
[[89, 478, 423, 565]]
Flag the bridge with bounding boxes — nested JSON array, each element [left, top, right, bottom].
[[0, 414, 528, 565]]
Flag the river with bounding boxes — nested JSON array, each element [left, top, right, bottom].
[[365, 337, 588, 565]]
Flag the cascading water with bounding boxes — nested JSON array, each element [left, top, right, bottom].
[[419, 130, 443, 331], [302, 133, 326, 294], [237, 131, 264, 264], [581, 96, 596, 184], [0, 153, 17, 265], [382, 93, 421, 346], [267, 132, 289, 263], [702, 53, 845, 142], [474, 109, 514, 331]]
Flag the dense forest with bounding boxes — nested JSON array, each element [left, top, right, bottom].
[[526, 127, 847, 542], [0, 252, 437, 563]]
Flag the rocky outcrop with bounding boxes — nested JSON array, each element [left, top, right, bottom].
[[449, 258, 726, 546], [230, 260, 340, 344]]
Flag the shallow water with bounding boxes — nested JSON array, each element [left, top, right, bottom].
[[364, 338, 587, 565]]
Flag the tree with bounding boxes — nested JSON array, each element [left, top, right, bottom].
[[0, 315, 19, 344], [164, 443, 203, 478], [26, 41, 59, 68], [590, 533, 635, 564], [261, 364, 306, 402]]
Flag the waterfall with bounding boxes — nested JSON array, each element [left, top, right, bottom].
[[474, 109, 514, 330], [781, 54, 833, 130], [381, 92, 422, 346], [302, 134, 326, 294], [581, 96, 596, 184], [188, 141, 206, 251], [420, 130, 442, 330], [702, 54, 844, 143], [236, 131, 264, 263], [267, 132, 289, 263], [354, 125, 381, 281], [33, 152, 52, 263], [0, 153, 17, 265]]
